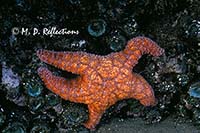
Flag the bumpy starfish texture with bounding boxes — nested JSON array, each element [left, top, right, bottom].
[[37, 37, 164, 129]]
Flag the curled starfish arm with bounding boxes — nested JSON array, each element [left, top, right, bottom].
[[37, 67, 86, 102], [126, 37, 164, 56], [37, 50, 95, 74], [122, 37, 164, 67]]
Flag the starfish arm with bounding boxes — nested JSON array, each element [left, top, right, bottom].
[[126, 37, 164, 56], [37, 67, 86, 102], [37, 49, 96, 75], [83, 104, 104, 130], [131, 73, 157, 106], [122, 37, 164, 67]]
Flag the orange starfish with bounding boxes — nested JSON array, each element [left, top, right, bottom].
[[37, 37, 164, 129]]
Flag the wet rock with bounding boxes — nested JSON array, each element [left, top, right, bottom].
[[27, 96, 45, 113], [0, 109, 6, 127], [60, 103, 88, 128], [30, 122, 50, 133], [126, 100, 143, 117], [192, 109, 200, 125], [2, 122, 26, 133], [143, 108, 162, 124], [163, 55, 187, 74], [9, 34, 17, 46]]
